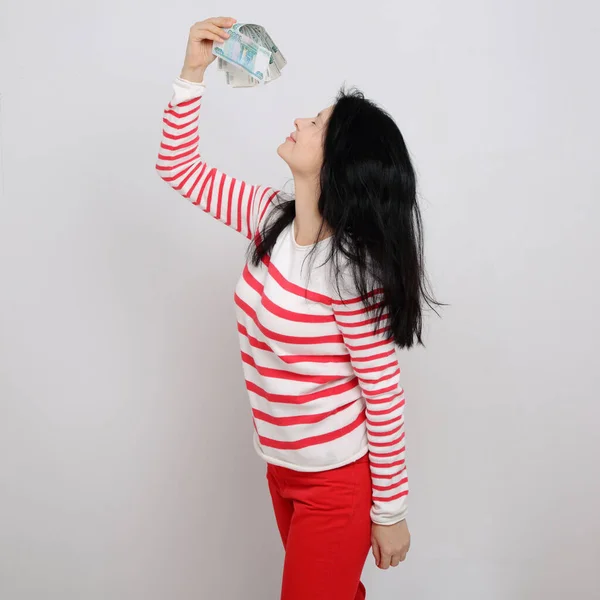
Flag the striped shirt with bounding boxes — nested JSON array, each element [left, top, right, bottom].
[[155, 77, 409, 525]]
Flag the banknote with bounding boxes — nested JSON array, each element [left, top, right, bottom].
[[212, 25, 271, 82], [240, 24, 285, 81], [226, 70, 259, 87], [244, 24, 287, 72], [218, 57, 259, 86], [219, 56, 280, 84], [213, 23, 287, 88]]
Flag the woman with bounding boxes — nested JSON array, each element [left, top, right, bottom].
[[156, 16, 438, 600]]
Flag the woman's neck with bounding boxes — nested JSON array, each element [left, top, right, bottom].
[[293, 175, 333, 245]]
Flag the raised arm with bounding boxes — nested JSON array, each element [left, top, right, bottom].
[[331, 284, 409, 526], [155, 17, 278, 240]]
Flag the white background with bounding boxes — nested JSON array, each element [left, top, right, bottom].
[[1, 0, 599, 598]]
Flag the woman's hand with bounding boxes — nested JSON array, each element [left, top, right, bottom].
[[180, 16, 237, 82], [371, 519, 411, 569]]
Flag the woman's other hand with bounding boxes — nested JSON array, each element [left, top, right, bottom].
[[371, 519, 411, 569]]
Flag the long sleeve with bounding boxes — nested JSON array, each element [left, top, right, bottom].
[[155, 77, 278, 240], [332, 284, 409, 525]]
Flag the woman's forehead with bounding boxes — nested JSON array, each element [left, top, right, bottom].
[[318, 105, 335, 122]]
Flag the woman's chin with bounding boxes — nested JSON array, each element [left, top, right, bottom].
[[276, 143, 289, 162]]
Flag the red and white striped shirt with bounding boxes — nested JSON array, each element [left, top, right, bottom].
[[155, 77, 409, 525]]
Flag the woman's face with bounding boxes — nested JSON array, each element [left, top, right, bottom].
[[277, 105, 334, 177]]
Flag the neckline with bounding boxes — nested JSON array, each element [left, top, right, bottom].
[[290, 218, 333, 251]]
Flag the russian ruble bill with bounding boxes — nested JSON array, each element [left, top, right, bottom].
[[213, 23, 287, 88]]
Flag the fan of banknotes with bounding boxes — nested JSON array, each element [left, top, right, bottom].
[[212, 23, 287, 87]]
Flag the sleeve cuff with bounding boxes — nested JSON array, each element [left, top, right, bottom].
[[371, 504, 408, 526], [371, 514, 407, 526], [172, 76, 206, 102]]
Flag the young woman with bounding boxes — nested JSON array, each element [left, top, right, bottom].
[[156, 16, 438, 600]]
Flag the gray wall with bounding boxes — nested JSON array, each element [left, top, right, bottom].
[[1, 0, 599, 598]]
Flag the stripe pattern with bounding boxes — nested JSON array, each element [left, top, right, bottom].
[[155, 79, 408, 525], [155, 81, 277, 240], [331, 287, 408, 523]]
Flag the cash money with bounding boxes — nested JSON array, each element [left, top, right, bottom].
[[213, 23, 287, 88]]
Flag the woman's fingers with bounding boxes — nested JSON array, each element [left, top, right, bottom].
[[192, 30, 225, 44], [371, 538, 381, 567], [203, 22, 230, 41], [206, 16, 236, 28], [181, 17, 235, 74], [378, 551, 392, 570]]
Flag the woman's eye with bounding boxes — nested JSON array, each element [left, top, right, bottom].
[[311, 121, 316, 125]]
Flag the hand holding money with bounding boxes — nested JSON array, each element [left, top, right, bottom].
[[213, 23, 287, 87], [180, 17, 237, 83]]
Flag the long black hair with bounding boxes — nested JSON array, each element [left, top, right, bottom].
[[245, 86, 442, 349]]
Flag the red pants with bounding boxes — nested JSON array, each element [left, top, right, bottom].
[[266, 452, 372, 600]]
